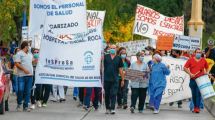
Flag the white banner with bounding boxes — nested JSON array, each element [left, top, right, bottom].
[[29, 0, 87, 36], [35, 32, 102, 87], [133, 4, 184, 39], [117, 40, 149, 56], [173, 35, 200, 51], [161, 57, 192, 103], [35, 10, 104, 87]]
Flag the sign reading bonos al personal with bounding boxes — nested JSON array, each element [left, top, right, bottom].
[[29, 0, 87, 36], [133, 4, 184, 39]]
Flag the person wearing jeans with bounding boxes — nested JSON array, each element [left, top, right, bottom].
[[15, 41, 34, 112], [130, 51, 149, 113], [73, 87, 79, 101], [184, 48, 209, 113]]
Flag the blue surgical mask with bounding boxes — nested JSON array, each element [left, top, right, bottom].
[[195, 53, 201, 59], [109, 49, 116, 54], [121, 54, 126, 59]]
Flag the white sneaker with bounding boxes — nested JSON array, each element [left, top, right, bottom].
[[30, 104, 36, 110], [37, 101, 42, 108], [153, 109, 160, 114], [110, 110, 116, 114]]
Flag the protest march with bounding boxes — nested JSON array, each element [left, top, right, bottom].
[[0, 0, 215, 119]]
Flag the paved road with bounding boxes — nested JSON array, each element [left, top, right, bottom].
[[1, 90, 214, 120]]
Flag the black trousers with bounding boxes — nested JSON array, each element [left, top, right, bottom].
[[104, 81, 118, 110], [78, 87, 85, 104], [35, 84, 52, 104], [130, 88, 147, 111], [117, 80, 129, 106]]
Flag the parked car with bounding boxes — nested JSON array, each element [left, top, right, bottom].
[[0, 61, 6, 114]]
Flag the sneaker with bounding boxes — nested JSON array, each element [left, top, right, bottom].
[[153, 109, 160, 114], [73, 96, 77, 101], [123, 105, 128, 109], [16, 105, 22, 112], [194, 107, 200, 113], [105, 109, 110, 114], [60, 98, 66, 103], [37, 101, 42, 108], [130, 107, 135, 113], [30, 104, 36, 110], [23, 107, 31, 112], [83, 106, 89, 111], [42, 103, 47, 107], [110, 110, 116, 114], [139, 110, 144, 113], [169, 102, 174, 106]]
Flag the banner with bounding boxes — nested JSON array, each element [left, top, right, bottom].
[[156, 36, 174, 50], [35, 10, 105, 87], [35, 32, 102, 87], [161, 57, 191, 103], [173, 35, 200, 51], [29, 0, 87, 36], [117, 40, 149, 56], [133, 4, 184, 39]]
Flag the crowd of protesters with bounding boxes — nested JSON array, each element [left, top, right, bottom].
[[0, 39, 214, 115]]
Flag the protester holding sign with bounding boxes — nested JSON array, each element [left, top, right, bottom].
[[129, 51, 149, 113], [149, 54, 170, 114], [184, 48, 209, 113], [205, 39, 215, 61], [117, 47, 131, 109], [104, 44, 124, 114]]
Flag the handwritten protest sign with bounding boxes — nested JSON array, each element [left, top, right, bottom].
[[117, 40, 149, 56], [161, 57, 191, 103], [156, 36, 174, 50], [125, 69, 148, 81], [133, 4, 184, 39]]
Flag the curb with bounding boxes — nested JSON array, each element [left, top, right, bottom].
[[205, 97, 215, 117]]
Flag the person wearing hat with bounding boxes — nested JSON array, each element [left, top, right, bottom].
[[205, 39, 215, 61], [149, 54, 170, 114]]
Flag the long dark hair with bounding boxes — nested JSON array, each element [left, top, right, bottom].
[[117, 47, 131, 67]]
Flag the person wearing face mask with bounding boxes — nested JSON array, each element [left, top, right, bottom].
[[149, 54, 170, 114], [184, 48, 209, 113], [116, 47, 131, 109], [104, 44, 124, 114], [129, 51, 149, 113], [14, 41, 34, 112]]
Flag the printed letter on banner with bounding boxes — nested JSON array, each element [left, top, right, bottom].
[[133, 4, 184, 39], [29, 0, 87, 36]]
